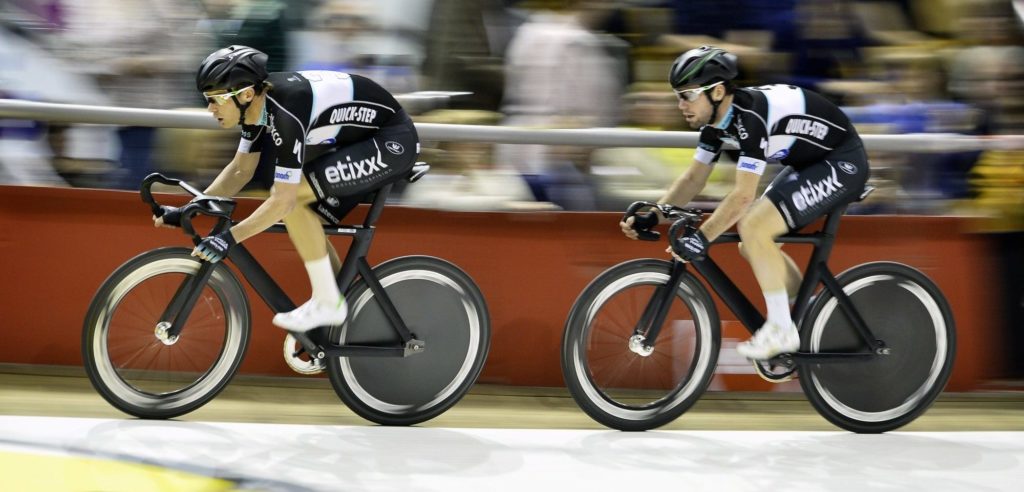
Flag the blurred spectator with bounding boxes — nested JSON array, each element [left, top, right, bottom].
[[403, 110, 553, 211], [199, 0, 290, 73], [948, 46, 1024, 135], [421, 0, 521, 111], [0, 5, 109, 187], [290, 0, 370, 72], [788, 0, 865, 88], [494, 0, 627, 206], [52, 0, 209, 190], [292, 0, 421, 94]]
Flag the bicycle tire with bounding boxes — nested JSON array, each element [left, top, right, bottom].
[[326, 256, 490, 426], [82, 247, 250, 419], [561, 259, 720, 431], [799, 261, 956, 433]]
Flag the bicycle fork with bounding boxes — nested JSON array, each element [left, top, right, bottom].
[[156, 260, 218, 344], [629, 261, 690, 356]]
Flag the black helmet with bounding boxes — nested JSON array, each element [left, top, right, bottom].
[[196, 45, 269, 93], [668, 46, 738, 89]]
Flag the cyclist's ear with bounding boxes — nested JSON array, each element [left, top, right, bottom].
[[711, 85, 726, 102]]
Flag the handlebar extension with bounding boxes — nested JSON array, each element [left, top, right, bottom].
[[141, 173, 238, 242], [623, 201, 703, 242]]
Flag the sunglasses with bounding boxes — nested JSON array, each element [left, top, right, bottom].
[[673, 81, 724, 102], [203, 85, 254, 106]]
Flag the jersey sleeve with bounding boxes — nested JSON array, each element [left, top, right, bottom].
[[266, 107, 306, 184], [237, 124, 266, 154], [735, 113, 768, 176]]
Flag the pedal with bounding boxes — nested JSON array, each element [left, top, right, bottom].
[[283, 334, 325, 375], [753, 357, 796, 383]]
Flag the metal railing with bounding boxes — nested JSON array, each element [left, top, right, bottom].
[[2, 98, 1024, 152]]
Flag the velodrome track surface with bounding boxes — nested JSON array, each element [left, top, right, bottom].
[[2, 367, 1023, 491]]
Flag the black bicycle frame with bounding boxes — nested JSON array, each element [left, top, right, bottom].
[[163, 183, 422, 360], [638, 205, 883, 364]]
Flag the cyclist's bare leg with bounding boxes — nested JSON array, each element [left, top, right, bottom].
[[737, 199, 790, 294], [274, 176, 347, 331], [738, 242, 801, 301], [282, 178, 329, 261], [735, 198, 800, 358]]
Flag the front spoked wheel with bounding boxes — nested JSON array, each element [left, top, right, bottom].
[[82, 247, 251, 419], [799, 261, 956, 433], [326, 256, 491, 426], [561, 259, 720, 431]]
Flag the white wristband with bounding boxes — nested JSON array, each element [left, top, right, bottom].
[[694, 148, 717, 165]]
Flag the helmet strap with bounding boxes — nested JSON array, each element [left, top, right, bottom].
[[231, 94, 251, 127], [705, 91, 722, 129]]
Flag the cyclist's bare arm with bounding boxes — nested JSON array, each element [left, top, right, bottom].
[[659, 159, 714, 207], [153, 152, 260, 228], [620, 160, 713, 239], [228, 180, 300, 243], [204, 151, 261, 197], [695, 169, 758, 241]]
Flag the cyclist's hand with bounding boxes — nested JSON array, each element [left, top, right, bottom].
[[670, 229, 709, 262], [621, 210, 658, 240], [154, 205, 183, 228], [620, 216, 639, 240], [192, 230, 236, 263]]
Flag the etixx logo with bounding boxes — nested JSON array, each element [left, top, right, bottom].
[[385, 141, 404, 155]]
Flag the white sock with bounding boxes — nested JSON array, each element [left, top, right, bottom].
[[764, 290, 792, 330], [304, 255, 342, 306]]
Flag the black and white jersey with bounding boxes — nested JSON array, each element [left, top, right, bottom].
[[237, 71, 407, 184], [721, 85, 859, 175]]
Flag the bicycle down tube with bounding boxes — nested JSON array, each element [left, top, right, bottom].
[[162, 182, 420, 360], [645, 206, 884, 364]]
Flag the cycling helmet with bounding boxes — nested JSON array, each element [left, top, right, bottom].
[[196, 45, 269, 93], [668, 46, 738, 90]]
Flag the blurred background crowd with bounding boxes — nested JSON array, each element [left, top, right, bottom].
[[0, 0, 1021, 215], [1, 0, 1023, 376]]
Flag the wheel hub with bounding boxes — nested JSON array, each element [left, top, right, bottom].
[[628, 334, 654, 357], [154, 322, 179, 345]]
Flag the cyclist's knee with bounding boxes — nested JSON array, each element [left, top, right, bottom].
[[737, 215, 768, 243], [737, 241, 750, 259]]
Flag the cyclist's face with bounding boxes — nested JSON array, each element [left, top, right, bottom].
[[675, 84, 719, 129]]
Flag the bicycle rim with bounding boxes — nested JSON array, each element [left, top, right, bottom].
[[328, 256, 490, 425], [564, 260, 718, 430], [801, 262, 955, 432], [84, 249, 249, 418]]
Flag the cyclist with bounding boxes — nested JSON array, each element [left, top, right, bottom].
[[154, 45, 419, 332], [620, 46, 869, 360]]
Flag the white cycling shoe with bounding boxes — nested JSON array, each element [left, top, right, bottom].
[[273, 297, 348, 332], [736, 321, 800, 360]]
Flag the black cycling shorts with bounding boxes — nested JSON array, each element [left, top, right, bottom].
[[303, 121, 419, 223], [763, 140, 869, 231]]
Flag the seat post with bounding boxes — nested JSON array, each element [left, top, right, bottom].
[[362, 183, 393, 228], [821, 204, 847, 237]]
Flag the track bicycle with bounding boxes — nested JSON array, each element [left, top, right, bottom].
[[561, 189, 956, 432], [83, 163, 491, 425]]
